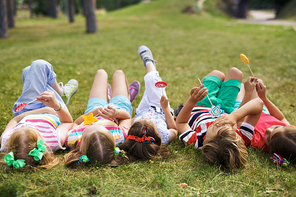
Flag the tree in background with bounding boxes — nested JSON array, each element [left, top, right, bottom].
[[48, 0, 57, 18], [68, 0, 75, 23], [28, 0, 33, 18], [236, 0, 249, 18], [275, 0, 292, 18], [96, 0, 141, 11], [84, 0, 97, 33], [6, 0, 15, 28], [0, 0, 8, 38]]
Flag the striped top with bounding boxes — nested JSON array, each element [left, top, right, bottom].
[[65, 116, 128, 147], [179, 106, 254, 149], [0, 114, 64, 152]]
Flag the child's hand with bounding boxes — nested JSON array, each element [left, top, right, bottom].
[[244, 77, 257, 94], [160, 95, 169, 109], [256, 79, 267, 100], [36, 90, 60, 110], [213, 115, 237, 129], [97, 106, 119, 121], [189, 84, 208, 104]]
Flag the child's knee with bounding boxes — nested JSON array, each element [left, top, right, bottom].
[[31, 59, 51, 68], [207, 70, 225, 81], [228, 67, 243, 81], [113, 70, 125, 79], [96, 69, 108, 78]]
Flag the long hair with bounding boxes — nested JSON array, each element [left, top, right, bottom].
[[0, 127, 59, 169], [202, 124, 248, 170], [64, 131, 128, 167], [118, 119, 170, 161], [268, 126, 296, 163]]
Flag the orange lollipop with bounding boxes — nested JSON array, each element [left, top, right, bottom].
[[240, 54, 255, 78]]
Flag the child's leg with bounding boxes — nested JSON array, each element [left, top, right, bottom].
[[108, 70, 133, 116], [216, 67, 243, 113], [111, 70, 129, 99], [84, 69, 108, 114], [195, 70, 225, 108], [13, 60, 68, 117], [136, 46, 172, 112], [50, 82, 63, 96], [88, 69, 108, 100]]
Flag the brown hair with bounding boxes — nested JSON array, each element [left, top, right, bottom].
[[64, 131, 128, 167], [268, 126, 296, 163], [202, 124, 248, 170], [0, 127, 59, 169], [118, 119, 170, 161]]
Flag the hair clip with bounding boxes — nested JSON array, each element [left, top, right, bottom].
[[78, 155, 89, 164], [28, 140, 47, 161], [126, 126, 156, 144], [4, 152, 26, 169], [271, 153, 290, 166], [114, 147, 125, 157]]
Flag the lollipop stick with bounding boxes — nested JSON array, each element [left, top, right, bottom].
[[247, 64, 255, 78], [198, 78, 213, 106], [27, 99, 37, 105]]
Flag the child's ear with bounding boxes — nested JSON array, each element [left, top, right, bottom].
[[110, 155, 129, 167], [110, 159, 120, 167]]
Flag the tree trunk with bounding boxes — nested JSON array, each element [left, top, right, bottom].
[[84, 0, 97, 33], [80, 0, 85, 16], [14, 0, 16, 16], [236, 0, 249, 18], [6, 0, 15, 28], [0, 0, 8, 38], [29, 0, 33, 18], [68, 0, 75, 23], [48, 0, 57, 18], [275, 0, 290, 18], [117, 0, 121, 9]]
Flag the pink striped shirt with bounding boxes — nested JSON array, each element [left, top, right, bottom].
[[0, 114, 65, 152]]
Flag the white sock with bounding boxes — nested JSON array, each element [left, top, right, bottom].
[[145, 60, 153, 67]]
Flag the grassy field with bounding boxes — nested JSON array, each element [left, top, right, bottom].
[[1, 0, 296, 196]]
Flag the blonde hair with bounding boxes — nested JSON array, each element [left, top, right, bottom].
[[64, 131, 128, 167], [202, 124, 248, 170], [0, 127, 59, 169], [118, 119, 170, 161]]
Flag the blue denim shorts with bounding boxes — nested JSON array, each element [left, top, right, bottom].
[[85, 95, 132, 116]]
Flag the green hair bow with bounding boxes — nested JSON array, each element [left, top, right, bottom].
[[4, 152, 26, 169], [28, 140, 47, 161]]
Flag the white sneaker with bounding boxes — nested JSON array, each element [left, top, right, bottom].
[[60, 79, 78, 106], [138, 45, 156, 68]]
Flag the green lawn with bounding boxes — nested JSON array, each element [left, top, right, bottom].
[[1, 0, 296, 196]]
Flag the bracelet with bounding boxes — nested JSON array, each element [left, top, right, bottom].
[[54, 103, 62, 111]]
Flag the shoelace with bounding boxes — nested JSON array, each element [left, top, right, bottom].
[[59, 82, 68, 96]]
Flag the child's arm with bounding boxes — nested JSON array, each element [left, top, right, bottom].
[[118, 118, 133, 129], [37, 90, 73, 146], [176, 84, 208, 135], [97, 106, 131, 120], [256, 79, 289, 125], [37, 90, 73, 124], [214, 98, 263, 128], [160, 95, 176, 130], [160, 95, 178, 141], [238, 77, 257, 109]]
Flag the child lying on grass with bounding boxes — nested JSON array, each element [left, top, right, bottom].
[[1, 60, 77, 169], [176, 68, 263, 170]]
